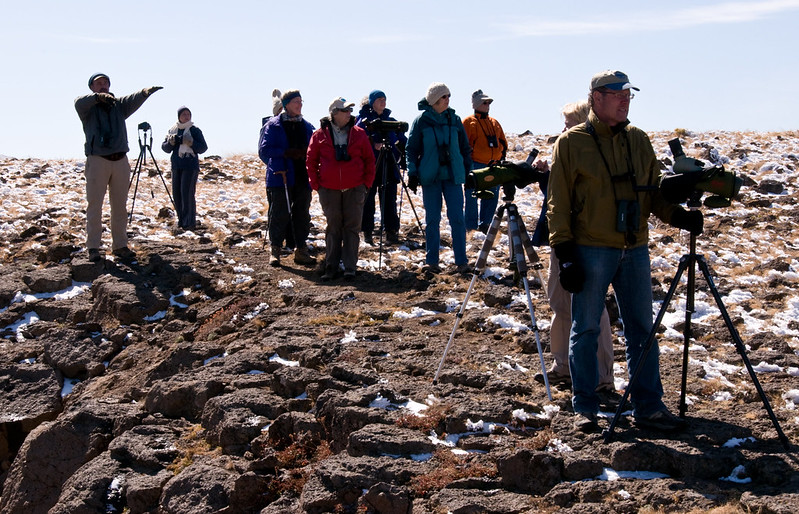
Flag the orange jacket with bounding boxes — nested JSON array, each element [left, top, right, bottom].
[[462, 112, 507, 165]]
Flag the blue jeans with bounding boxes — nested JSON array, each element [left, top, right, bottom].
[[569, 244, 664, 416], [421, 179, 467, 266], [464, 161, 499, 230]]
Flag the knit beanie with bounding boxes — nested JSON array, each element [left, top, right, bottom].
[[271, 89, 283, 116], [368, 90, 386, 106], [281, 90, 301, 107], [88, 73, 110, 89], [177, 106, 191, 119], [425, 82, 450, 105]]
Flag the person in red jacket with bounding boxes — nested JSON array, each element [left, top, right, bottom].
[[307, 97, 376, 281]]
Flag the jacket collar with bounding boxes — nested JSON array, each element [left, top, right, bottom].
[[587, 110, 630, 137]]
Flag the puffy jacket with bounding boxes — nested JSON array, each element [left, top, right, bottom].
[[161, 125, 208, 171], [547, 110, 678, 249], [355, 104, 408, 184], [405, 99, 472, 186], [307, 118, 376, 191], [259, 114, 315, 188], [462, 112, 507, 164], [74, 90, 150, 156]]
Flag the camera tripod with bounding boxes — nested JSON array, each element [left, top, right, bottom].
[[129, 121, 176, 222], [372, 139, 424, 269], [432, 185, 553, 400], [603, 210, 791, 450]]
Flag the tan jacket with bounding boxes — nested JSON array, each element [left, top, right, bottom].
[[547, 110, 677, 249]]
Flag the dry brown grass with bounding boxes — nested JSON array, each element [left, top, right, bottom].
[[409, 448, 496, 497], [194, 297, 265, 341], [167, 425, 222, 475], [640, 503, 745, 514], [268, 434, 333, 498], [307, 309, 383, 327], [396, 402, 453, 432]]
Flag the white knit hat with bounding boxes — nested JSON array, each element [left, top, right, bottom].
[[425, 82, 451, 105], [271, 89, 283, 116]]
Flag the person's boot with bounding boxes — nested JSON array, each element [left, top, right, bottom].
[[363, 231, 374, 246], [386, 230, 399, 244], [294, 246, 316, 265], [270, 246, 281, 266]]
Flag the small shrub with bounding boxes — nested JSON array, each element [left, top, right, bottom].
[[410, 449, 496, 497], [167, 425, 221, 475], [396, 402, 453, 432]]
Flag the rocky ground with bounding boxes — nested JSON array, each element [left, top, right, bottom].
[[1, 130, 798, 514]]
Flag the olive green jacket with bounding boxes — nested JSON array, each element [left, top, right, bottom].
[[547, 110, 677, 249]]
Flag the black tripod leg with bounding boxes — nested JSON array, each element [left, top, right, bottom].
[[397, 174, 425, 236], [434, 204, 506, 384], [376, 149, 389, 270], [148, 147, 177, 213], [507, 207, 552, 400], [697, 257, 792, 450], [128, 149, 145, 223], [511, 204, 549, 297], [603, 254, 690, 442]]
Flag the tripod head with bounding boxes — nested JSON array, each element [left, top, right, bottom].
[[137, 121, 153, 150]]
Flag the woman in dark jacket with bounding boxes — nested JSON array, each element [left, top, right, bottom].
[[355, 90, 407, 245], [161, 106, 208, 231], [307, 97, 376, 281]]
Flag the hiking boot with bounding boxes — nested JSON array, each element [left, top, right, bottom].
[[596, 383, 622, 410], [386, 230, 400, 244], [574, 412, 599, 433], [294, 247, 316, 265], [320, 267, 338, 281], [88, 248, 102, 262], [112, 247, 137, 263], [422, 264, 442, 274], [534, 368, 572, 387], [343, 269, 356, 281], [634, 409, 687, 432], [363, 231, 374, 246], [270, 246, 281, 266], [478, 223, 489, 234], [453, 263, 472, 275]]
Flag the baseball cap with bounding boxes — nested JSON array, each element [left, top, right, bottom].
[[590, 70, 639, 91], [329, 97, 355, 116]]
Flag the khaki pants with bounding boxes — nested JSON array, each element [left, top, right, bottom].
[[547, 251, 615, 385], [85, 154, 130, 251]]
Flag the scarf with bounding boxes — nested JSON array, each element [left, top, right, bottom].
[[168, 121, 195, 158]]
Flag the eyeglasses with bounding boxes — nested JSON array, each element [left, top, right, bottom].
[[482, 101, 491, 105], [336, 108, 353, 113], [599, 90, 634, 100]]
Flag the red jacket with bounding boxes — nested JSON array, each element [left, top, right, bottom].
[[307, 119, 375, 191]]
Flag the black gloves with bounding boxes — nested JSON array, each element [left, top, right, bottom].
[[407, 175, 419, 194], [670, 208, 704, 236], [144, 86, 163, 97], [553, 241, 585, 294], [96, 92, 116, 106]]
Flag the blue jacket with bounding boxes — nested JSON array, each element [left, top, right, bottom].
[[405, 99, 472, 186], [258, 114, 315, 188], [161, 125, 208, 171], [355, 105, 408, 185]]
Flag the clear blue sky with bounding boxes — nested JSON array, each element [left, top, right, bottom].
[[2, 0, 798, 159]]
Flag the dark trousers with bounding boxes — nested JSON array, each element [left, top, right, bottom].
[[267, 183, 312, 249], [361, 181, 399, 234], [319, 185, 367, 271], [172, 167, 199, 228]]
